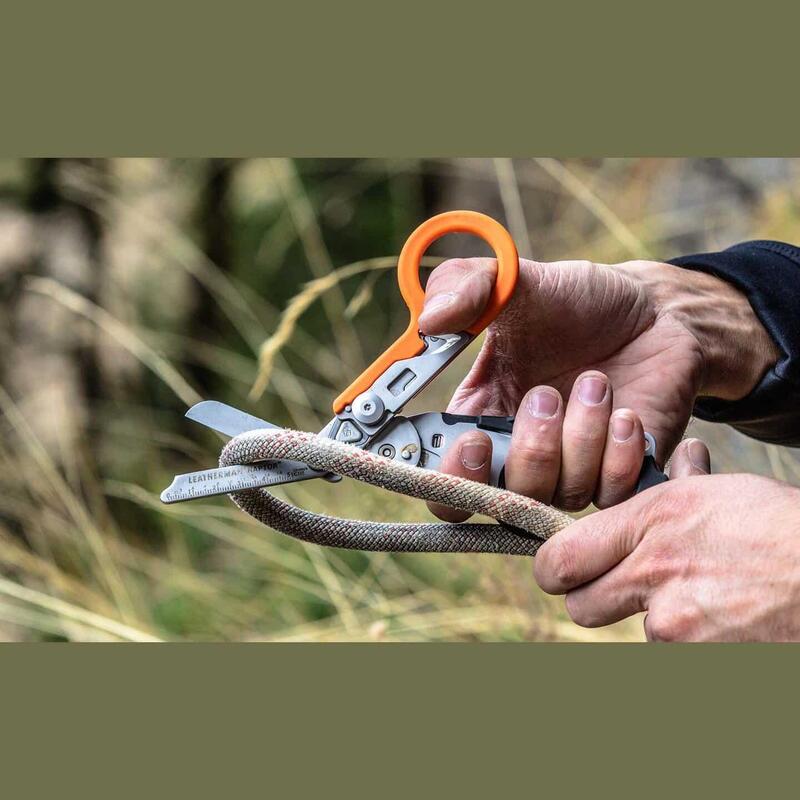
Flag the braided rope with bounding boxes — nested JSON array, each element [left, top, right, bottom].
[[220, 429, 572, 556]]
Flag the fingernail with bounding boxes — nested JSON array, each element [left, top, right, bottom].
[[688, 439, 710, 472], [528, 388, 560, 419], [460, 441, 489, 470], [611, 413, 635, 442], [577, 375, 607, 406], [418, 292, 456, 324]]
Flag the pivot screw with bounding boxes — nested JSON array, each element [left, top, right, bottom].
[[352, 391, 385, 424]]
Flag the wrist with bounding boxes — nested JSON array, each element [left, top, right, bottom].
[[638, 262, 779, 401]]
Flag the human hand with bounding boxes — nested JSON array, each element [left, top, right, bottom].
[[419, 256, 778, 516], [427, 370, 656, 519], [534, 451, 800, 642]]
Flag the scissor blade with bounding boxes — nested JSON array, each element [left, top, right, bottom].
[[185, 398, 331, 482], [160, 460, 323, 504], [185, 400, 279, 438], [161, 405, 341, 503], [183, 399, 326, 492]]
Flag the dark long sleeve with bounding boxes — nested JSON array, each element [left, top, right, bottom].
[[668, 240, 800, 447]]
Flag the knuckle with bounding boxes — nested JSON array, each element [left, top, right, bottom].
[[427, 257, 493, 290], [555, 483, 593, 512], [672, 608, 699, 640], [676, 481, 702, 512], [565, 424, 607, 446], [636, 552, 672, 591], [594, 464, 637, 508], [594, 489, 630, 510], [602, 462, 635, 490], [520, 259, 547, 289], [512, 441, 561, 471], [536, 541, 579, 593], [642, 483, 684, 528], [619, 259, 658, 272], [646, 614, 674, 642], [647, 607, 696, 642], [571, 259, 596, 273], [553, 553, 578, 589], [631, 534, 678, 590], [430, 257, 471, 279]]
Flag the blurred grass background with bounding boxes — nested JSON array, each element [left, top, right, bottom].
[[0, 158, 798, 642]]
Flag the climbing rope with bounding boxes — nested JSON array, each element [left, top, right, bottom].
[[220, 429, 572, 556]]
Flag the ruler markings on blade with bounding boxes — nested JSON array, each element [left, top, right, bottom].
[[160, 462, 322, 504]]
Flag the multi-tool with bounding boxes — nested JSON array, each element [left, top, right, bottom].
[[161, 211, 666, 506]]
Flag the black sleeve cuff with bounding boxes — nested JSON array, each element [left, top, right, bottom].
[[668, 240, 800, 447]]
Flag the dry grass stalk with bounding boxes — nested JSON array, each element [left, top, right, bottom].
[[250, 256, 438, 401], [26, 276, 202, 408], [0, 575, 160, 642], [493, 158, 533, 258], [267, 158, 365, 367], [0, 387, 140, 623], [534, 157, 651, 258]]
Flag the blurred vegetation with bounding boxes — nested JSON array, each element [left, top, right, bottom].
[[0, 158, 799, 641]]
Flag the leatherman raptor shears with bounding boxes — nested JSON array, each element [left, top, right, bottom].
[[161, 211, 666, 506]]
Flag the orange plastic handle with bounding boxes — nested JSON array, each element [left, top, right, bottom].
[[332, 210, 519, 414]]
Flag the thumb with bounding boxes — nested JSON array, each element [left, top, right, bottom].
[[669, 438, 711, 478], [418, 258, 497, 334]]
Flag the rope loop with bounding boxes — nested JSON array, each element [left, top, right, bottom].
[[219, 429, 572, 556]]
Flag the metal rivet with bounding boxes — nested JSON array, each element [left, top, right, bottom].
[[400, 443, 418, 461]]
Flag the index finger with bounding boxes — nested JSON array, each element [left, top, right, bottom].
[[418, 258, 497, 334], [427, 430, 493, 522], [534, 483, 671, 594]]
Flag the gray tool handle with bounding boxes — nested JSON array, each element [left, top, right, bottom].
[[635, 432, 669, 493], [429, 413, 668, 495]]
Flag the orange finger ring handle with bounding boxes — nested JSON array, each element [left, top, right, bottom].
[[332, 210, 519, 414]]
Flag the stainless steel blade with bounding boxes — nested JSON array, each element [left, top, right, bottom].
[[185, 400, 280, 437], [160, 461, 322, 504], [160, 403, 341, 503], [182, 399, 325, 489]]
